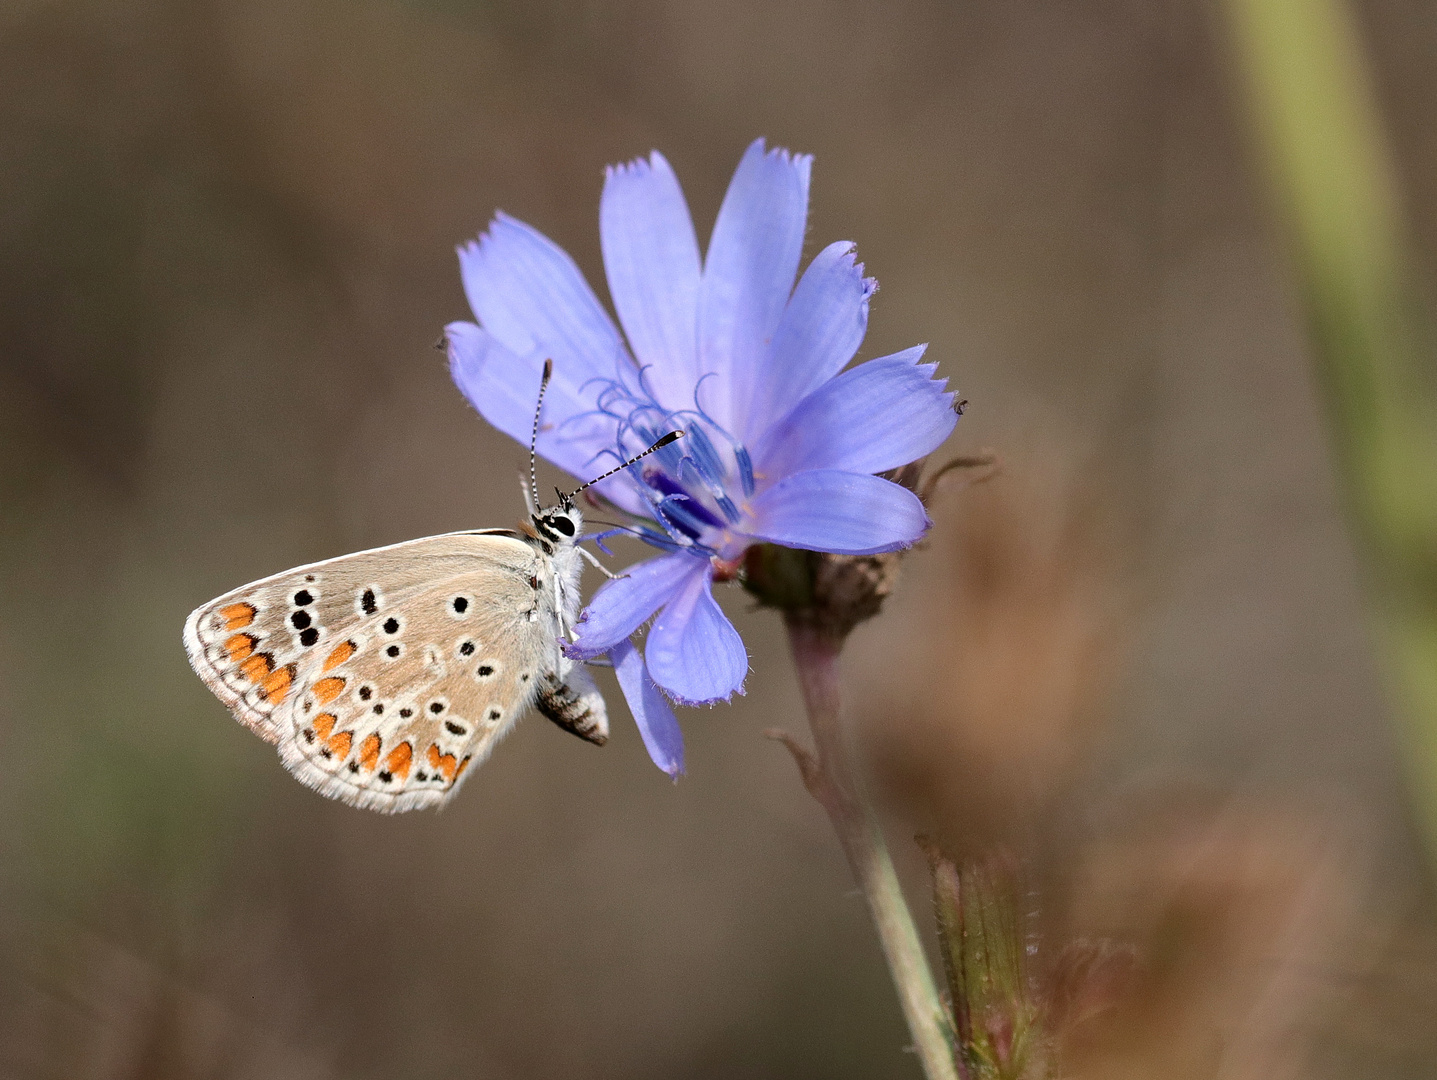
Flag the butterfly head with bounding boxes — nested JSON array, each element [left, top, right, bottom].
[[531, 501, 582, 547], [523, 359, 680, 551]]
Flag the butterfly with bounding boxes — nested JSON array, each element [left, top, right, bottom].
[[183, 361, 680, 813]]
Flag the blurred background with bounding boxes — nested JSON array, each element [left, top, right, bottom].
[[2, 0, 1437, 1076]]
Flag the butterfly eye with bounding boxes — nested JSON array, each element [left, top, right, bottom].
[[550, 515, 576, 537]]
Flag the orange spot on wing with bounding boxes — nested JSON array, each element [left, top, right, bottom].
[[358, 734, 381, 772], [456, 755, 472, 778], [323, 640, 356, 672], [327, 730, 353, 758], [312, 677, 345, 704], [261, 665, 293, 705], [239, 653, 273, 681], [225, 633, 256, 662], [221, 603, 256, 630], [424, 743, 457, 784], [313, 713, 337, 742], [384, 742, 413, 782]]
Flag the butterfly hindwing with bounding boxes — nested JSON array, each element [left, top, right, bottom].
[[275, 539, 558, 813], [184, 530, 574, 812]]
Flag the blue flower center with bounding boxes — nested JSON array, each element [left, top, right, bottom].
[[563, 371, 757, 556]]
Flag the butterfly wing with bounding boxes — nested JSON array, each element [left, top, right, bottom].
[[184, 531, 564, 812]]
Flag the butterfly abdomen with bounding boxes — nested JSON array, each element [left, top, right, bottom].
[[536, 663, 609, 746]]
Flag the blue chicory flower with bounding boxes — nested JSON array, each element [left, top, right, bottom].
[[446, 138, 958, 776]]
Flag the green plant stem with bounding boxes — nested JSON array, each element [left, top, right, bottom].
[[774, 618, 960, 1080], [1221, 0, 1437, 861]]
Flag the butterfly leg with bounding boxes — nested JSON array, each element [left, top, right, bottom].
[[576, 545, 619, 580], [536, 661, 609, 746]]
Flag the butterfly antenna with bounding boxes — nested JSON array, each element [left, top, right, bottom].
[[560, 430, 684, 505], [528, 359, 553, 515]]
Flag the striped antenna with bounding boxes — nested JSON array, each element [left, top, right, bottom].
[[529, 359, 553, 514], [559, 430, 684, 506]]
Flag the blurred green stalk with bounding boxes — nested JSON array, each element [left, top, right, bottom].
[[1221, 0, 1437, 858]]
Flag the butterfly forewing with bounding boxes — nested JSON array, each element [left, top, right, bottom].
[[184, 531, 564, 812]]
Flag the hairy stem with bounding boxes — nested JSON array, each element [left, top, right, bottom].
[[776, 618, 959, 1080]]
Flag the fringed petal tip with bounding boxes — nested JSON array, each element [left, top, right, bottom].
[[828, 241, 878, 300], [605, 149, 673, 182], [658, 677, 748, 709], [456, 213, 505, 257], [442, 319, 477, 355], [748, 136, 814, 176], [457, 212, 531, 271]]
